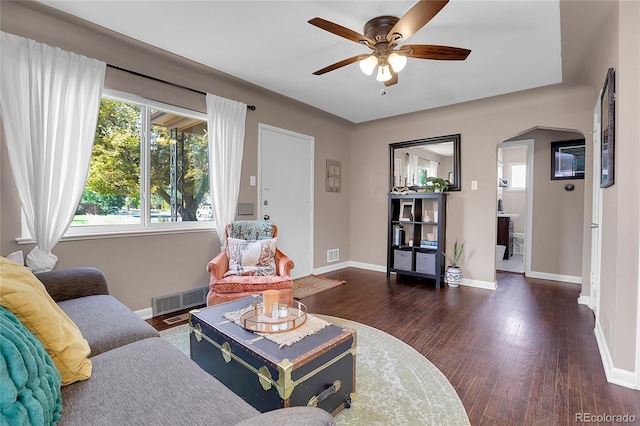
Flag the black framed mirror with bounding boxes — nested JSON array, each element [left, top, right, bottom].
[[389, 134, 461, 192]]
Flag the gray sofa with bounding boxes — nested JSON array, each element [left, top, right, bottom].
[[36, 267, 335, 426]]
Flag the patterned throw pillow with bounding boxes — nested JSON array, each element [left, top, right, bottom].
[[224, 237, 278, 277]]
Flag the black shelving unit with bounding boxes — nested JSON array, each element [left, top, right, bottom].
[[387, 193, 447, 286]]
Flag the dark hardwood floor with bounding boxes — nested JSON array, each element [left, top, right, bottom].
[[147, 310, 200, 333], [148, 268, 640, 425]]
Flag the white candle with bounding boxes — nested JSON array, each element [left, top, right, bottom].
[[278, 304, 289, 318]]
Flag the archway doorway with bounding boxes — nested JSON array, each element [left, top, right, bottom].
[[496, 127, 586, 283]]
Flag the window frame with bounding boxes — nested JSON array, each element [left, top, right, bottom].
[[18, 89, 214, 244]]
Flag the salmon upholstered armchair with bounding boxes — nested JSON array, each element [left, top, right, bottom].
[[206, 221, 294, 306]]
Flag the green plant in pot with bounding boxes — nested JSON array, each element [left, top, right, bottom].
[[425, 177, 449, 193], [443, 240, 464, 287]]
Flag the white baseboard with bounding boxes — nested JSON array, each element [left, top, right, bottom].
[[315, 262, 496, 290], [134, 307, 153, 320], [460, 278, 498, 290], [594, 321, 639, 389], [527, 270, 582, 284], [577, 294, 591, 306], [313, 261, 387, 275], [345, 261, 387, 273], [312, 261, 352, 275]]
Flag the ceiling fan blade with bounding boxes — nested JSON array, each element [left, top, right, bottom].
[[404, 44, 471, 60], [309, 17, 374, 46], [313, 55, 362, 75], [387, 0, 449, 42], [384, 70, 398, 87]]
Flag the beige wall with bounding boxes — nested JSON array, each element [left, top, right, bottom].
[[0, 1, 353, 311], [600, 0, 639, 372], [529, 129, 585, 277]]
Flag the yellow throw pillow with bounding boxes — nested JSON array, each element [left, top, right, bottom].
[[0, 257, 92, 385]]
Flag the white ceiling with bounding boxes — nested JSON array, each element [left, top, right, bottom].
[[38, 0, 562, 124]]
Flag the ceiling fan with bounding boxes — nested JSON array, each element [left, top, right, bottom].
[[308, 0, 471, 87]]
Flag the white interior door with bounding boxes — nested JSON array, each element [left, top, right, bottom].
[[258, 124, 313, 279], [590, 98, 603, 314]]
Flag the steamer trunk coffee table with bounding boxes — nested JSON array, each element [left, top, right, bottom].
[[189, 296, 356, 415]]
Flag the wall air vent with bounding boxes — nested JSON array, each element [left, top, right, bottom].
[[151, 285, 208, 317]]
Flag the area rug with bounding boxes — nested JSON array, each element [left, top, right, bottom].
[[160, 316, 469, 425], [292, 274, 346, 299]]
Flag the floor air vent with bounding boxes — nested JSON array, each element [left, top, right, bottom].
[[151, 286, 208, 317]]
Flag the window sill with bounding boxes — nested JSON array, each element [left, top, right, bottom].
[[15, 226, 216, 245]]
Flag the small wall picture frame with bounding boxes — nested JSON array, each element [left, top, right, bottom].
[[600, 67, 615, 188], [326, 160, 341, 193]]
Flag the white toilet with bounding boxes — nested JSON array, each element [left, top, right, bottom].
[[513, 233, 525, 255]]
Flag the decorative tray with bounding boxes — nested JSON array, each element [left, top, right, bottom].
[[238, 300, 307, 333]]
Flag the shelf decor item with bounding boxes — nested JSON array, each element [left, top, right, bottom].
[[237, 300, 308, 333], [443, 240, 464, 287], [425, 177, 449, 193], [399, 201, 413, 221]]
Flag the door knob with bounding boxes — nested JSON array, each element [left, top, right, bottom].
[[590, 223, 599, 229], [264, 215, 270, 220]]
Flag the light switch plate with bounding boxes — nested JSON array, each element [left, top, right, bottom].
[[471, 180, 478, 190], [250, 176, 256, 186]]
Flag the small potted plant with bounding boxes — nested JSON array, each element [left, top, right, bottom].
[[443, 240, 464, 287], [425, 177, 449, 193]]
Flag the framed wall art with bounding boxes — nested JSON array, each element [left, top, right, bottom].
[[326, 159, 341, 193], [600, 67, 615, 188], [550, 139, 585, 180]]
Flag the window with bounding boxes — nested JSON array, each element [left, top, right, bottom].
[[20, 90, 214, 241], [509, 163, 527, 190], [417, 166, 429, 186]]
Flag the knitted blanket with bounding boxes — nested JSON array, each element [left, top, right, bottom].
[[0, 306, 62, 425], [229, 221, 274, 240]]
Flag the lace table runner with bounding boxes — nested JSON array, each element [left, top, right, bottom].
[[222, 303, 330, 348]]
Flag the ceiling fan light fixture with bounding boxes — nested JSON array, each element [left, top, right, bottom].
[[376, 64, 392, 82], [388, 52, 407, 73], [359, 55, 379, 75], [309, 1, 471, 88]]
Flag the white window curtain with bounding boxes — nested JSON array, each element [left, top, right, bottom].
[[429, 160, 439, 178], [206, 94, 247, 248], [408, 154, 419, 186], [0, 32, 106, 272]]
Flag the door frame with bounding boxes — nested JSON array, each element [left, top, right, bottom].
[[589, 99, 603, 315], [257, 123, 314, 277], [497, 139, 534, 276]]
